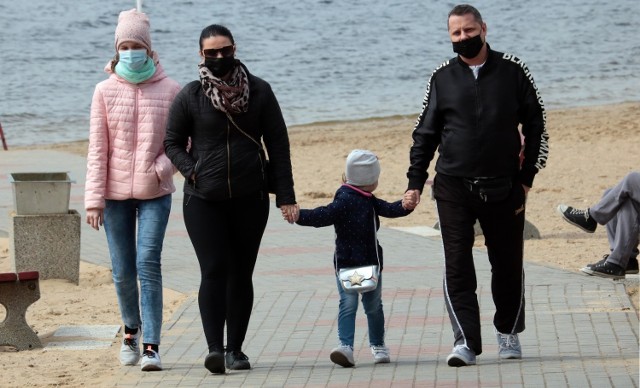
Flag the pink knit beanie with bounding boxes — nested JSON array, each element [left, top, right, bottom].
[[114, 9, 152, 53]]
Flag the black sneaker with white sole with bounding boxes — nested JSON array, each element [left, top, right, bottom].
[[581, 259, 625, 279], [586, 254, 638, 275], [557, 204, 598, 233]]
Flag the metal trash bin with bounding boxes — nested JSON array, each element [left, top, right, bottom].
[[9, 172, 73, 215]]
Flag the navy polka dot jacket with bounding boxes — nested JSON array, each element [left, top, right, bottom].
[[296, 184, 412, 271]]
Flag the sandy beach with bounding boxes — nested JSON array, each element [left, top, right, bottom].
[[0, 102, 638, 386]]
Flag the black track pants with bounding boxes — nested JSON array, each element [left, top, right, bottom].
[[434, 174, 526, 355]]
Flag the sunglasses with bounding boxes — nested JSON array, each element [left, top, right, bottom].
[[202, 45, 234, 58]]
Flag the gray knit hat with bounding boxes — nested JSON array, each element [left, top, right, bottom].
[[114, 9, 152, 52], [345, 149, 381, 186]]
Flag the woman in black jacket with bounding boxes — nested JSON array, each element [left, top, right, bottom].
[[164, 24, 298, 374]]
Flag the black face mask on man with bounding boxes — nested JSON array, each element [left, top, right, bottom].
[[452, 34, 484, 59], [204, 57, 236, 78]]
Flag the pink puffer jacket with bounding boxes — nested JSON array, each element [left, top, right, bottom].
[[85, 59, 181, 210]]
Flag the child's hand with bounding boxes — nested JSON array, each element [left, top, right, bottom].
[[402, 191, 418, 210]]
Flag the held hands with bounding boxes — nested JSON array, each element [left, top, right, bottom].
[[402, 190, 421, 210], [86, 208, 104, 231], [281, 204, 300, 224]]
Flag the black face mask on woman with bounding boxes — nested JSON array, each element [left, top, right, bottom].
[[452, 34, 484, 59], [204, 57, 236, 78]]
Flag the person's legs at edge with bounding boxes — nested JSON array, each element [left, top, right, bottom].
[[477, 184, 526, 360], [603, 200, 639, 270], [104, 199, 142, 365], [585, 172, 640, 277], [434, 174, 481, 366], [136, 194, 172, 371], [361, 277, 389, 363], [589, 172, 640, 225]]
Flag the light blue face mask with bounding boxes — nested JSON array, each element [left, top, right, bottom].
[[114, 49, 156, 84], [118, 49, 149, 71]]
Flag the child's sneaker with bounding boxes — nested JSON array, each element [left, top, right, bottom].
[[140, 346, 162, 371], [371, 345, 390, 364], [119, 330, 141, 366], [330, 344, 355, 367]]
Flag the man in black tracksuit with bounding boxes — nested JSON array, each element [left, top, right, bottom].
[[406, 4, 549, 367]]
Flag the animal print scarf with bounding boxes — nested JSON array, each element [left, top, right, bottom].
[[198, 61, 250, 114]]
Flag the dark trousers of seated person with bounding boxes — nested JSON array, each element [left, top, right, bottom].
[[183, 193, 269, 353], [433, 173, 526, 356]]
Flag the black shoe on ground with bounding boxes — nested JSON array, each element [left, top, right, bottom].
[[225, 350, 251, 370], [586, 254, 638, 275], [581, 259, 625, 279], [204, 350, 225, 374], [626, 257, 639, 274], [557, 204, 597, 233]]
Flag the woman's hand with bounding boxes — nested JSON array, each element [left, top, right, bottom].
[[86, 208, 104, 231], [280, 204, 299, 224]]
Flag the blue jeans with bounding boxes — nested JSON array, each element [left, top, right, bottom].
[[335, 274, 385, 348], [104, 194, 171, 345]]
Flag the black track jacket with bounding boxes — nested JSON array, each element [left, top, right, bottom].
[[407, 45, 549, 192]]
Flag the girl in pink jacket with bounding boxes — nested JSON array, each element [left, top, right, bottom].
[[84, 9, 180, 372]]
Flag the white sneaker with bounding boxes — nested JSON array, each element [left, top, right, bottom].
[[371, 345, 390, 364], [119, 330, 141, 366], [140, 346, 162, 371], [330, 344, 355, 367]]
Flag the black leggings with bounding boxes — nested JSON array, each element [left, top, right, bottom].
[[183, 193, 269, 352]]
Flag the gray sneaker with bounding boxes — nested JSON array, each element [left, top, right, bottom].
[[496, 330, 522, 359], [330, 344, 355, 367], [446, 344, 476, 367], [119, 330, 141, 366]]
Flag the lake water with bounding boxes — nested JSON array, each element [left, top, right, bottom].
[[0, 0, 638, 147]]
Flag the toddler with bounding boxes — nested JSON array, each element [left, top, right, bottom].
[[292, 149, 416, 367]]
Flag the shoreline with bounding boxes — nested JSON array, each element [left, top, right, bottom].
[[6, 101, 639, 149]]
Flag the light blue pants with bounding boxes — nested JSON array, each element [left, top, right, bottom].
[[335, 274, 385, 348], [104, 194, 171, 345], [589, 171, 640, 268]]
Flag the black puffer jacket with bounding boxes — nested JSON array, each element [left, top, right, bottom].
[[164, 65, 296, 207]]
